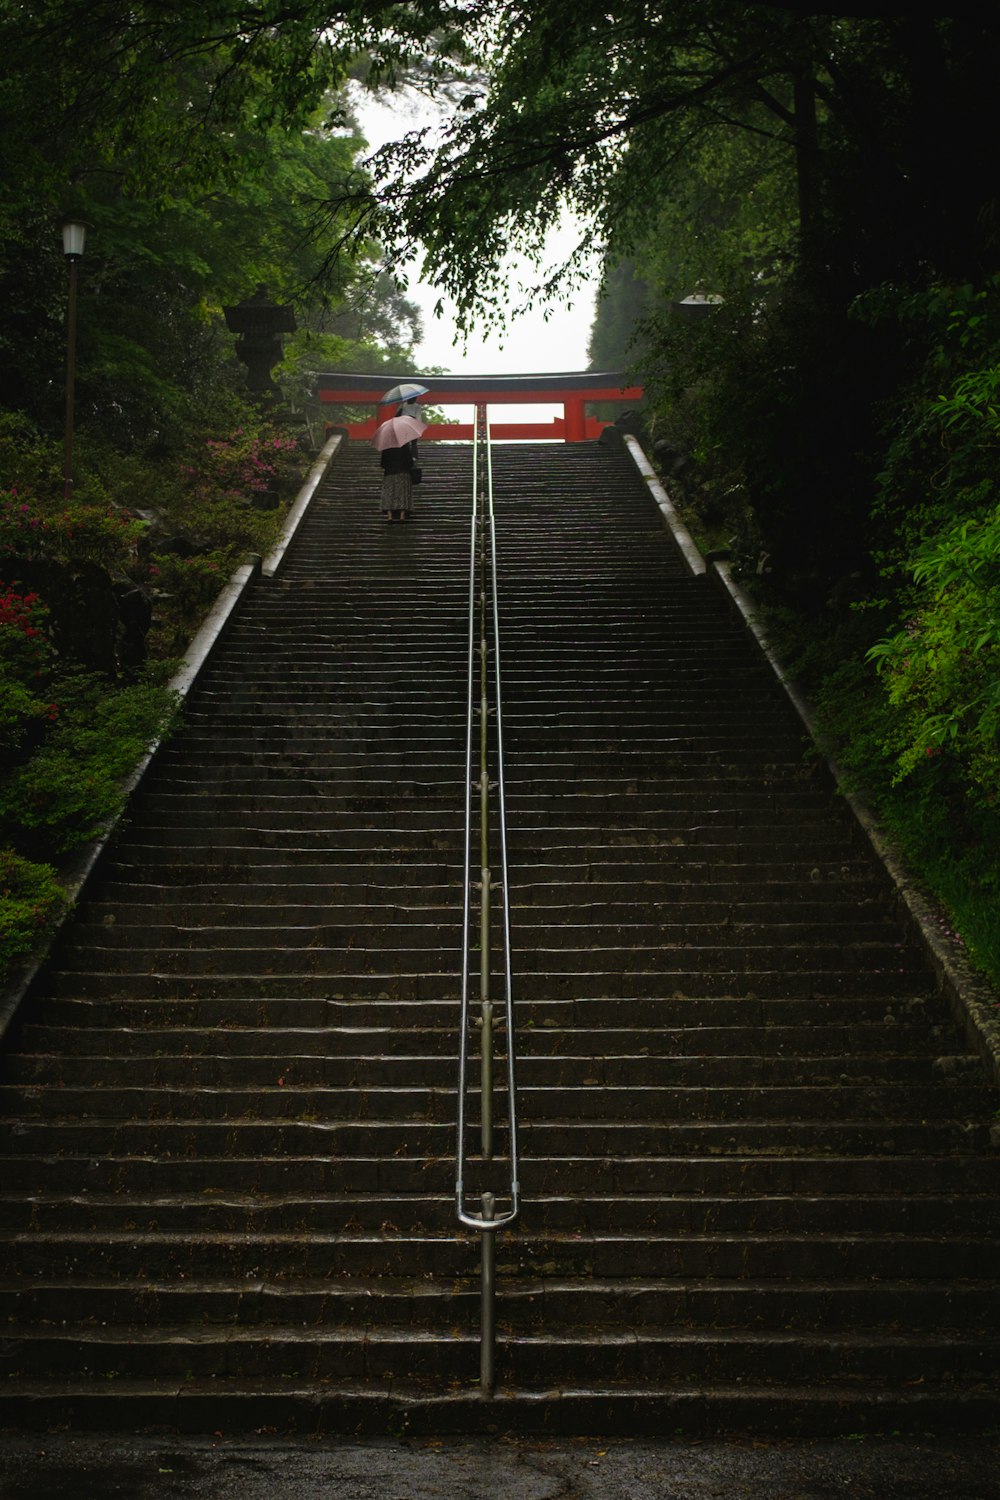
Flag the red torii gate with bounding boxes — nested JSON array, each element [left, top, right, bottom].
[[316, 370, 644, 442]]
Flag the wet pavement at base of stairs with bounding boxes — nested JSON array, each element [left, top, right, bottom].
[[1, 1434, 1000, 1500]]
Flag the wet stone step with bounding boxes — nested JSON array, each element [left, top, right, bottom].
[[80, 903, 463, 930], [94, 848, 464, 876], [4, 1192, 997, 1239], [129, 801, 853, 835], [14, 1020, 952, 1060], [109, 813, 860, 848], [5, 1049, 972, 1088], [4, 1151, 1000, 1199], [66, 921, 465, 954], [3, 1326, 998, 1386], [2, 1081, 991, 1126], [511, 1277, 1000, 1332], [0, 1153, 457, 1197], [53, 947, 465, 977], [104, 826, 467, 852], [0, 1276, 475, 1329], [0, 1193, 453, 1236], [3, 1230, 997, 1285], [32, 993, 941, 1031], [6, 1276, 993, 1337], [492, 1331, 1000, 1386], [97, 861, 462, 889], [94, 863, 891, 897], [73, 899, 907, 934], [37, 967, 935, 1000], [55, 935, 925, 978], [148, 752, 467, 779], [2, 1117, 990, 1157], [0, 1233, 473, 1281], [0, 1326, 477, 1383]]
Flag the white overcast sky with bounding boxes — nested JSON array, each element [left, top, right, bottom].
[[355, 94, 600, 378]]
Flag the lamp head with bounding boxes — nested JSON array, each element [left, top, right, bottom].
[[61, 220, 88, 259]]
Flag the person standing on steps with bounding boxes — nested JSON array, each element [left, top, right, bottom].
[[380, 418, 418, 523], [374, 399, 426, 523]]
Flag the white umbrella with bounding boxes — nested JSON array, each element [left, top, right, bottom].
[[380, 381, 429, 405]]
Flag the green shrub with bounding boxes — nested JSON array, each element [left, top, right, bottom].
[[0, 488, 144, 572], [146, 550, 238, 656], [0, 583, 58, 756], [868, 506, 1000, 792], [0, 412, 63, 499], [0, 672, 178, 854], [0, 848, 67, 981]]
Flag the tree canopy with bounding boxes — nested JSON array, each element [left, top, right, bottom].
[[6, 1, 998, 328], [0, 0, 445, 448], [344, 4, 1000, 330]]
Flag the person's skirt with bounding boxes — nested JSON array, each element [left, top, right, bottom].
[[381, 472, 413, 514]]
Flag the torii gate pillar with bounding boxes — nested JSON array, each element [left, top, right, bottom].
[[564, 395, 587, 443]]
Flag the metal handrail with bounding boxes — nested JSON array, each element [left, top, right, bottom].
[[456, 405, 520, 1398]]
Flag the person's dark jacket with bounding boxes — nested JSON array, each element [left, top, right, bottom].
[[380, 441, 418, 475]]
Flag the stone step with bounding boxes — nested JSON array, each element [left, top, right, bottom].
[[95, 861, 889, 894], [3, 1192, 996, 1237], [132, 796, 847, 828], [0, 1378, 995, 1438], [178, 706, 803, 733], [75, 899, 902, 931], [88, 880, 892, 910], [143, 777, 832, 802], [3, 1324, 998, 1386], [32, 993, 939, 1029], [15, 1021, 951, 1059], [3, 1081, 989, 1123], [3, 1276, 996, 1334], [54, 940, 925, 979], [2, 1230, 996, 1282], [6, 1050, 968, 1088], [4, 1152, 997, 1197], [40, 967, 933, 999], [147, 747, 814, 774], [2, 1119, 988, 1157], [105, 820, 866, 851]]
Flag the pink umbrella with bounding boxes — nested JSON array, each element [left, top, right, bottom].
[[371, 413, 426, 451]]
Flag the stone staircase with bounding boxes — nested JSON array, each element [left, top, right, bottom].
[[0, 438, 997, 1435]]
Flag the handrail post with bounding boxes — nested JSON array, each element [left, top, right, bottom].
[[480, 1191, 496, 1397], [480, 866, 493, 1161]]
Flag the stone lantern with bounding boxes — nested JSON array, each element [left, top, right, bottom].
[[223, 285, 296, 395]]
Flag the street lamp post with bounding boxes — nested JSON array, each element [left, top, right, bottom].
[[61, 219, 87, 501]]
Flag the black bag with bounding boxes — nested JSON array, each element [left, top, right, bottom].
[[411, 466, 423, 485]]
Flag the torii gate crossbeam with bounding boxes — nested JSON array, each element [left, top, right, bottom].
[[316, 370, 644, 442]]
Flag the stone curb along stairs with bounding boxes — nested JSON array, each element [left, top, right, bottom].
[[0, 431, 998, 1436]]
